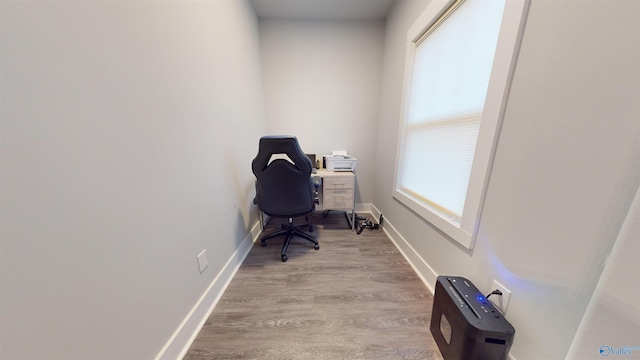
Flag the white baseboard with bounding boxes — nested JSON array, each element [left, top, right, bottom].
[[366, 204, 438, 294], [156, 204, 516, 360], [154, 221, 262, 360], [355, 202, 374, 214], [366, 204, 518, 360]]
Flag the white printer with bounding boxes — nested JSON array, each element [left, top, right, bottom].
[[324, 150, 357, 172]]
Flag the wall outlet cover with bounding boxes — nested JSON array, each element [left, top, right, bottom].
[[489, 280, 512, 314], [197, 249, 208, 273]]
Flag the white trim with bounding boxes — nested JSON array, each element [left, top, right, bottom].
[[392, 189, 472, 247], [393, 0, 530, 250], [355, 202, 374, 214], [154, 221, 263, 360], [154, 205, 516, 359], [368, 204, 438, 294], [461, 0, 531, 246], [358, 205, 519, 359]]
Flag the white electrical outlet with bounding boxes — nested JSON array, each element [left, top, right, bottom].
[[197, 249, 208, 273], [488, 280, 512, 314]]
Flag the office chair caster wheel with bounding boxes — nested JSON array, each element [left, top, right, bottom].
[[281, 254, 288, 262], [314, 244, 319, 250], [261, 239, 266, 247]]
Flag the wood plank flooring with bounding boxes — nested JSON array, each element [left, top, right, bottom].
[[184, 213, 444, 360]]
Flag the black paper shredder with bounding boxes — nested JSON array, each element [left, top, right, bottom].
[[431, 276, 515, 360]]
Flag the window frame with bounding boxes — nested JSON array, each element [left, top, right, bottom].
[[393, 0, 530, 249]]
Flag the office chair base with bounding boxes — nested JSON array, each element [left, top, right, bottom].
[[261, 218, 319, 262]]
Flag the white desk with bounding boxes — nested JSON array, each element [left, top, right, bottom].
[[314, 169, 356, 230]]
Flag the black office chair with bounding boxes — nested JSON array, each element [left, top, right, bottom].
[[252, 135, 319, 262]]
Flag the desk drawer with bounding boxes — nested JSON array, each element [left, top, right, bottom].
[[323, 192, 354, 209], [323, 177, 354, 191]]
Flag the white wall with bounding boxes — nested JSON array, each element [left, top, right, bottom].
[[566, 186, 640, 359], [0, 1, 265, 359], [3, 1, 638, 359], [375, 0, 640, 359], [259, 19, 385, 204]]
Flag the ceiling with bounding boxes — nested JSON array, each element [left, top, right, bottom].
[[249, 0, 396, 20]]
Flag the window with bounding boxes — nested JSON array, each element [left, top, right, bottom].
[[393, 0, 529, 249]]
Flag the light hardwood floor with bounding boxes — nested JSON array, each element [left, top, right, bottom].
[[184, 212, 444, 360]]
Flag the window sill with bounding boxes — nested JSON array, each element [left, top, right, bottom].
[[393, 188, 474, 249]]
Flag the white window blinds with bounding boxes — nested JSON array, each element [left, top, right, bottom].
[[398, 0, 505, 220]]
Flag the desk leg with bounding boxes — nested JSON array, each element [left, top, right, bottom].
[[258, 209, 269, 231], [351, 211, 356, 231], [345, 210, 356, 231]]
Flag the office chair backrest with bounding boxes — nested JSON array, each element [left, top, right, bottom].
[[252, 136, 315, 218]]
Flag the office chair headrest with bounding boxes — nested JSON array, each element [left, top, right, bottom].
[[252, 136, 312, 176]]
